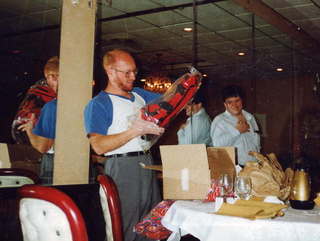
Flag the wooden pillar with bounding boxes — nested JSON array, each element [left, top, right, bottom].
[[0, 143, 10, 168], [54, 0, 96, 184]]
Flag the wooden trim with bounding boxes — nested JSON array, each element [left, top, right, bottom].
[[232, 0, 320, 50]]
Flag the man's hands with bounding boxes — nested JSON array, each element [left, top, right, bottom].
[[130, 117, 164, 136], [17, 113, 53, 153], [236, 115, 249, 133], [17, 113, 36, 134], [89, 117, 165, 155]]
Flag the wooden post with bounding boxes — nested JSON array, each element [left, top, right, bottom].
[[54, 0, 96, 184], [0, 143, 10, 168]]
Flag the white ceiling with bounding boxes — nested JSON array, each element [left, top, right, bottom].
[[1, 0, 320, 81]]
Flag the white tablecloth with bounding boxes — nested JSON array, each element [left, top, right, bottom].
[[161, 200, 320, 241]]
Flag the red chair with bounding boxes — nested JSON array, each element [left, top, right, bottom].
[[0, 168, 39, 187], [18, 185, 89, 241], [97, 174, 124, 241]]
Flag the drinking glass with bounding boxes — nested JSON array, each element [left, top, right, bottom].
[[218, 174, 234, 202], [235, 176, 252, 200]]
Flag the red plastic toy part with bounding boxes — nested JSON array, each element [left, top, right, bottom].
[[17, 85, 56, 121], [141, 69, 202, 128], [11, 84, 56, 144]]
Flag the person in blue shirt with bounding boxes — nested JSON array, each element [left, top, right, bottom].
[[210, 85, 261, 167], [17, 56, 59, 184], [84, 49, 164, 241], [18, 99, 56, 184], [19, 98, 98, 185], [177, 91, 212, 145]]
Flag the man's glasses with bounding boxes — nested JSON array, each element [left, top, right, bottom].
[[112, 68, 138, 78]]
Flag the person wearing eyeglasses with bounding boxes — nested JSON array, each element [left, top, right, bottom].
[[177, 90, 212, 146], [210, 85, 261, 167], [84, 49, 164, 241]]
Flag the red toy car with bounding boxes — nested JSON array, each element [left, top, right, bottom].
[[140, 68, 202, 141]]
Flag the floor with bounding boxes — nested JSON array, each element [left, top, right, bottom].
[[180, 235, 200, 241]]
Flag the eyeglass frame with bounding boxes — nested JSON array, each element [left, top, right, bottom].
[[112, 67, 138, 78]]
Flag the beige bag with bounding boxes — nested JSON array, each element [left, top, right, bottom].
[[239, 151, 294, 200]]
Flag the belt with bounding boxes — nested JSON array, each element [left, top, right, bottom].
[[106, 150, 150, 158]]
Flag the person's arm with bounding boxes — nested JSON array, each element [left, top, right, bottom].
[[177, 121, 191, 144], [210, 117, 241, 146], [29, 133, 54, 153], [84, 94, 164, 155], [89, 117, 164, 155], [249, 116, 261, 151], [18, 114, 54, 153], [133, 87, 161, 102], [196, 112, 212, 146]]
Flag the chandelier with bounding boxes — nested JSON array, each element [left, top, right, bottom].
[[142, 53, 173, 93], [142, 72, 172, 93]]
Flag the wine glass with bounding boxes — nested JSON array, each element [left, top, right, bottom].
[[218, 174, 234, 202], [235, 176, 252, 200]]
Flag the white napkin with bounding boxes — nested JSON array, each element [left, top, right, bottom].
[[235, 165, 243, 174], [264, 196, 284, 204]]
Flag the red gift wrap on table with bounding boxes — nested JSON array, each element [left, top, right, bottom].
[[134, 200, 175, 240]]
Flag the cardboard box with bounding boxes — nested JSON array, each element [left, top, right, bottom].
[[160, 144, 236, 200]]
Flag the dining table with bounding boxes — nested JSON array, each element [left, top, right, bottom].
[[161, 200, 320, 241]]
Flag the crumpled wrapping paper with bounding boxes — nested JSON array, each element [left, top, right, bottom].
[[239, 152, 294, 201], [134, 200, 174, 240]]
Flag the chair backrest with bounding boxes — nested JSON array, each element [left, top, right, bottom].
[[18, 185, 89, 241], [97, 174, 124, 241], [0, 168, 39, 187]]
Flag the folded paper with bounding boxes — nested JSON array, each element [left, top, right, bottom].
[[215, 199, 287, 220], [314, 196, 320, 206]]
